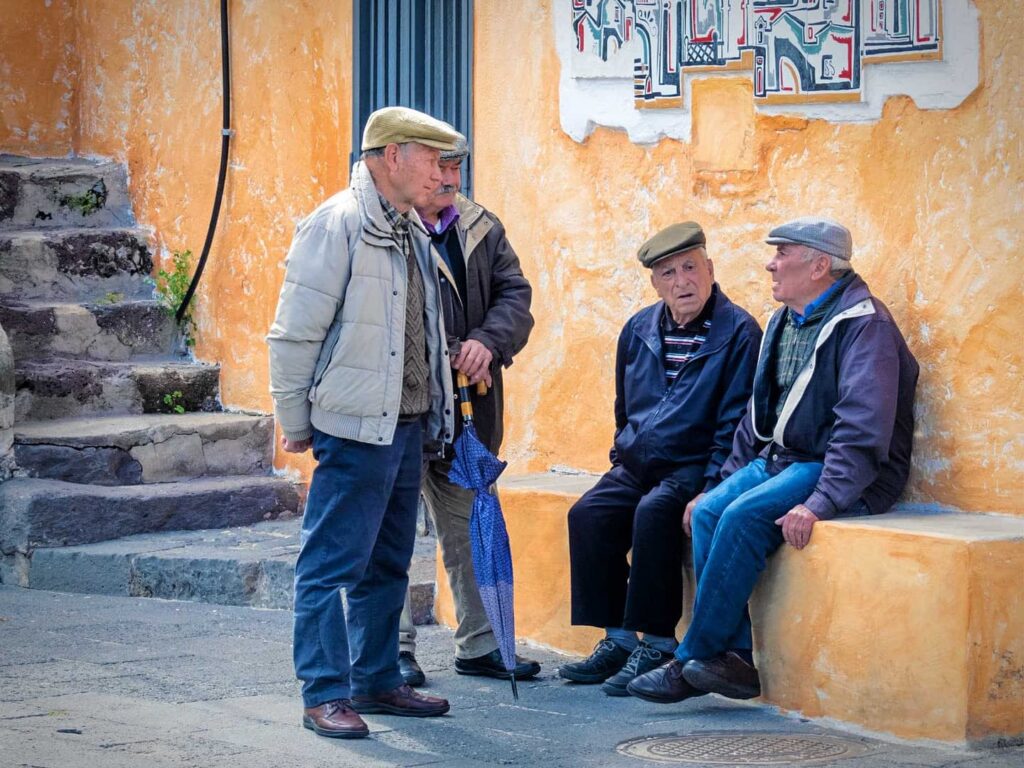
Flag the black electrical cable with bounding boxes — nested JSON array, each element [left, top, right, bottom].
[[176, 0, 231, 324]]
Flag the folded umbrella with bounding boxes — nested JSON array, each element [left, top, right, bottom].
[[447, 371, 519, 700]]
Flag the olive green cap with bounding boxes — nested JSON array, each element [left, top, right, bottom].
[[361, 106, 461, 152], [637, 221, 706, 268]]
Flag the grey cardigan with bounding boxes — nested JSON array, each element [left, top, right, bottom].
[[267, 161, 455, 448]]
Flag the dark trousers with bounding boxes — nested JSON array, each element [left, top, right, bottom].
[[567, 463, 700, 638], [293, 422, 423, 707]]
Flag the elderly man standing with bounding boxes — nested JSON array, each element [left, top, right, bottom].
[[560, 222, 762, 696], [268, 107, 459, 739], [628, 217, 919, 704], [397, 133, 539, 687]]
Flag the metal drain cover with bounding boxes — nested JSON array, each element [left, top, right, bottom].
[[616, 731, 873, 765]]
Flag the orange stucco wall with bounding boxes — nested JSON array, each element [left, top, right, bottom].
[[474, 1, 1024, 516], [1, 1, 1020, 510]]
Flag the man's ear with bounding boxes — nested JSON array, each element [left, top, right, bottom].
[[383, 143, 401, 171], [707, 258, 715, 282]]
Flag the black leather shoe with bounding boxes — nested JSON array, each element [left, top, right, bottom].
[[558, 638, 631, 683], [455, 648, 541, 680], [601, 641, 675, 697], [626, 659, 704, 703], [398, 651, 425, 687], [682, 651, 761, 699]]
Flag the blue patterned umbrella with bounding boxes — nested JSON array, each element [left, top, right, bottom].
[[448, 372, 519, 699]]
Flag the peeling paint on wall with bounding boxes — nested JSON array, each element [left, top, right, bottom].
[[559, 0, 980, 143]]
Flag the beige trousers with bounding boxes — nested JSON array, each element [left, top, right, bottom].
[[400, 458, 498, 659]]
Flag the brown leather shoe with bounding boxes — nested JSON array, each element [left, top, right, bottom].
[[626, 659, 705, 704], [351, 683, 450, 717], [302, 699, 369, 739], [682, 651, 761, 699]]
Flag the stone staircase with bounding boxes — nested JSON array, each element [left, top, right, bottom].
[[0, 154, 437, 623], [0, 155, 306, 588]]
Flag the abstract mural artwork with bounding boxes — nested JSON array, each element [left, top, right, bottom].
[[570, 0, 942, 105]]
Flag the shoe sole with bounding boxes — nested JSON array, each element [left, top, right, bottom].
[[455, 666, 540, 681], [350, 702, 450, 717], [625, 685, 701, 704], [558, 668, 616, 683], [681, 667, 760, 700], [600, 680, 630, 697], [302, 716, 369, 739]]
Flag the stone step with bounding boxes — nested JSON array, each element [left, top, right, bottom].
[[0, 226, 154, 301], [17, 518, 438, 622], [0, 298, 178, 362], [14, 356, 220, 421], [0, 154, 133, 230], [0, 476, 304, 565], [13, 412, 274, 485]]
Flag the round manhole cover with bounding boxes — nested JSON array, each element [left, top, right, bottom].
[[616, 731, 873, 765]]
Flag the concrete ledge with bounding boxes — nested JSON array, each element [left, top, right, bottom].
[[435, 472, 1024, 745]]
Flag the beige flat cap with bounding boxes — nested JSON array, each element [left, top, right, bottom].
[[362, 106, 461, 152]]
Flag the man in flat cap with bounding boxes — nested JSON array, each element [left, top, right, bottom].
[[396, 133, 541, 686], [628, 217, 919, 704], [268, 106, 460, 739], [560, 222, 762, 696]]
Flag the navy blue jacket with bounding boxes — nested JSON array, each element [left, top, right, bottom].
[[723, 274, 919, 518], [613, 287, 762, 491]]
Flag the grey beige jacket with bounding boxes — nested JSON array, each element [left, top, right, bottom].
[[267, 161, 455, 448]]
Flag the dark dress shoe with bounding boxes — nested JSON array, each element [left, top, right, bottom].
[[558, 638, 631, 683], [455, 648, 541, 680], [399, 651, 426, 687], [682, 651, 761, 699], [626, 659, 704, 704], [302, 699, 369, 739], [351, 684, 450, 717]]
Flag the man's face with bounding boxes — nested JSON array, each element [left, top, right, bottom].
[[421, 157, 463, 218], [393, 142, 443, 210], [765, 244, 826, 308], [650, 247, 715, 325]]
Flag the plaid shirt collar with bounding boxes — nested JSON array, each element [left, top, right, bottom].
[[378, 193, 409, 235]]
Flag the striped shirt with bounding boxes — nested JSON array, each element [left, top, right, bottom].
[[661, 289, 716, 386]]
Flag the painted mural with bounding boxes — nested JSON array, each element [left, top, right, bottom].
[[571, 0, 941, 104]]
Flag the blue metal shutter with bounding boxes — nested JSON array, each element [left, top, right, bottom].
[[352, 0, 474, 198]]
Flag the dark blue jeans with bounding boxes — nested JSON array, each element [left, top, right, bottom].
[[293, 423, 422, 707], [676, 458, 825, 662]]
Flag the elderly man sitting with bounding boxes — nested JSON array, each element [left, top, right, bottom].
[[560, 222, 762, 696], [628, 217, 920, 703]]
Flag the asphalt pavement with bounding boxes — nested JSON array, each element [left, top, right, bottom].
[[1, 585, 1020, 768]]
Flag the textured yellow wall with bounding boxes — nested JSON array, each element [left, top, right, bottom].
[[0, 0, 77, 155], [474, 1, 1024, 516]]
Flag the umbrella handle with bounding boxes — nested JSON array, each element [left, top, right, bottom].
[[455, 372, 488, 424]]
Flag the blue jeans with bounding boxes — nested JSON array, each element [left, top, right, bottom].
[[676, 458, 825, 662], [293, 423, 423, 707]]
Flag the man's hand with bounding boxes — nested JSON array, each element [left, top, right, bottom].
[[281, 435, 312, 454], [774, 504, 820, 549], [683, 493, 705, 537], [453, 339, 493, 387]]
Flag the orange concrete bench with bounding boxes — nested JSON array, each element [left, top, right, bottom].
[[435, 472, 1024, 746]]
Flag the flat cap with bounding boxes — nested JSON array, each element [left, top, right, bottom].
[[637, 221, 706, 268], [361, 106, 461, 152], [441, 132, 469, 161], [766, 217, 852, 260]]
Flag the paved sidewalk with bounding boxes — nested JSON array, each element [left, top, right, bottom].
[[1, 585, 1020, 768]]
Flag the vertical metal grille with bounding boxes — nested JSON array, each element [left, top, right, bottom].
[[353, 0, 474, 197]]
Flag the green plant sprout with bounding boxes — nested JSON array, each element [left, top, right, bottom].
[[162, 390, 186, 414], [156, 249, 196, 347]]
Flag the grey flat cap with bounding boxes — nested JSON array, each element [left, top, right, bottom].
[[441, 133, 469, 161], [766, 217, 853, 260]]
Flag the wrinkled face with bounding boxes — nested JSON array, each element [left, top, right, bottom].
[[765, 244, 827, 309], [421, 157, 463, 218], [650, 247, 715, 325], [392, 142, 443, 210]]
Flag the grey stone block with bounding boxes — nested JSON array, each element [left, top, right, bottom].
[[0, 476, 302, 551], [30, 547, 135, 595]]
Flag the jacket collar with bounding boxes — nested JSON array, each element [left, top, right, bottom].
[[636, 285, 735, 359], [455, 193, 493, 259], [352, 161, 428, 246]]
